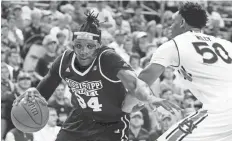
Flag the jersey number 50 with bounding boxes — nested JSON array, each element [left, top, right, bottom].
[[192, 42, 232, 64]]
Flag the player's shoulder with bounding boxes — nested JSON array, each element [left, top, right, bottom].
[[60, 49, 75, 61], [215, 36, 232, 45], [97, 46, 118, 59], [158, 39, 176, 49]]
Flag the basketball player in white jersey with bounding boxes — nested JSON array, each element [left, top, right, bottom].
[[138, 2, 232, 141]]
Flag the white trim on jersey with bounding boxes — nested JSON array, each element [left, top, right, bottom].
[[71, 53, 97, 76], [98, 50, 121, 83], [59, 50, 68, 79], [121, 115, 129, 141]]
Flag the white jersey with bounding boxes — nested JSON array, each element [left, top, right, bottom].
[[150, 31, 232, 112]]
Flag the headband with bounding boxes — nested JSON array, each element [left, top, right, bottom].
[[73, 32, 100, 41]]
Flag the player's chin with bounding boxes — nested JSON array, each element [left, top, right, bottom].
[[79, 59, 92, 66]]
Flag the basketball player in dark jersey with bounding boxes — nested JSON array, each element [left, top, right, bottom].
[[14, 12, 180, 141]]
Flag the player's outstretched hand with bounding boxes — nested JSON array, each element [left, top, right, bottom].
[[149, 97, 182, 115], [13, 87, 47, 106]]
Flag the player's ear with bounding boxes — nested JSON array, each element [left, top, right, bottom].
[[180, 18, 185, 28], [96, 42, 101, 48]]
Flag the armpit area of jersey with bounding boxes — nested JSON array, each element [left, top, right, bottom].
[[100, 49, 133, 80]]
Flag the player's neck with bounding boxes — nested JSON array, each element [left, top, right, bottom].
[[189, 28, 202, 33]]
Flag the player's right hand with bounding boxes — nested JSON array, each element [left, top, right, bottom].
[[13, 87, 47, 106]]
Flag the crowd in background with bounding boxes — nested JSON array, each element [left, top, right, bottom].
[[1, 1, 232, 141]]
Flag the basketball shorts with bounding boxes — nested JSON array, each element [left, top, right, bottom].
[[55, 115, 130, 141], [157, 109, 232, 141]]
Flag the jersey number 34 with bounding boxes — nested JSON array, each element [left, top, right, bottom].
[[192, 42, 232, 64], [75, 94, 102, 112]]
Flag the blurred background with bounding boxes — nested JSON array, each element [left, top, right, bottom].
[[1, 1, 232, 141]]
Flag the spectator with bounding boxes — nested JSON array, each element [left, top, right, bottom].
[[12, 5, 24, 30], [23, 10, 43, 42], [35, 35, 58, 77], [5, 128, 34, 141], [56, 32, 67, 54], [123, 38, 134, 57], [48, 1, 64, 25], [1, 63, 15, 139], [152, 24, 169, 46], [33, 106, 61, 141], [71, 1, 86, 25], [108, 30, 129, 63], [14, 71, 32, 96], [49, 83, 72, 126], [146, 20, 158, 47], [6, 49, 22, 82], [1, 24, 10, 46], [114, 12, 131, 34], [129, 111, 150, 141], [21, 1, 41, 22], [1, 45, 14, 80], [101, 30, 114, 46], [40, 13, 53, 36], [160, 114, 173, 133], [129, 54, 142, 75], [130, 6, 147, 32], [91, 1, 116, 33], [6, 15, 24, 47], [207, 4, 225, 28], [50, 14, 72, 46], [181, 90, 197, 117], [160, 89, 183, 123], [1, 1, 11, 20], [162, 10, 173, 28], [60, 3, 74, 15], [159, 67, 183, 96], [133, 32, 148, 58]]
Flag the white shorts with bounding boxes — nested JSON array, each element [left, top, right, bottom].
[[157, 109, 232, 141]]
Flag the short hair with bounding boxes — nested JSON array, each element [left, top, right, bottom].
[[179, 2, 208, 29]]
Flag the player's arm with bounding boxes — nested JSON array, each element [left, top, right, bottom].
[[100, 49, 151, 104], [117, 70, 153, 112], [14, 55, 63, 105], [36, 55, 63, 100], [124, 40, 181, 113], [139, 40, 179, 86], [101, 49, 171, 113]]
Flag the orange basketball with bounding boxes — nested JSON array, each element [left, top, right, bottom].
[[11, 97, 49, 133]]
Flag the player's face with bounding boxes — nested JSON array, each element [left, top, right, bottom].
[[73, 39, 99, 66], [170, 11, 185, 38]]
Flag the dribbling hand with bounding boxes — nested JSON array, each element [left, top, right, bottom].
[[13, 87, 47, 106]]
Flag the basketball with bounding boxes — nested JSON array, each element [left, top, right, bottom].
[[11, 97, 49, 133]]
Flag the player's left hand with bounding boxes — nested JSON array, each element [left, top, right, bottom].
[[149, 97, 182, 115]]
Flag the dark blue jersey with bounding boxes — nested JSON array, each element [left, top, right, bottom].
[[37, 47, 132, 134], [58, 47, 132, 121]]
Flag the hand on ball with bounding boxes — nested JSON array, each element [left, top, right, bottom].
[[13, 87, 47, 106]]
